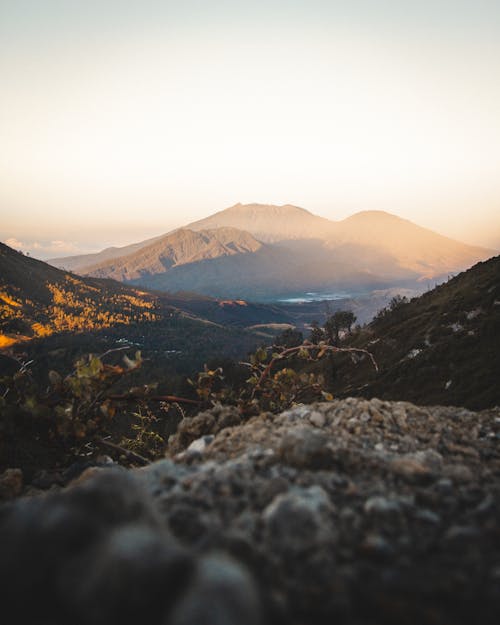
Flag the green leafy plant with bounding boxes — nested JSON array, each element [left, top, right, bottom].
[[1, 334, 377, 473], [118, 407, 167, 461], [190, 340, 377, 416], [0, 348, 172, 471]]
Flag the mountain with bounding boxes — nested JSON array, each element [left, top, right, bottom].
[[48, 203, 494, 300], [125, 241, 393, 299], [327, 210, 490, 279], [0, 241, 289, 350], [49, 234, 165, 272], [83, 227, 262, 282], [330, 254, 500, 409], [186, 202, 337, 242], [71, 215, 397, 299]]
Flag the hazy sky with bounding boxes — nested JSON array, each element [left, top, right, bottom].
[[1, 0, 500, 257]]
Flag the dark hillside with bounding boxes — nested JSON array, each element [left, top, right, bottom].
[[331, 255, 500, 409]]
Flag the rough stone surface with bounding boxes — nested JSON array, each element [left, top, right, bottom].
[[0, 467, 23, 500], [1, 397, 500, 625]]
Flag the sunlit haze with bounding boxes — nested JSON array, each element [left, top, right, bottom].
[[1, 1, 499, 257]]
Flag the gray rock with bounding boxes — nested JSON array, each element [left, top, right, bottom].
[[0, 467, 23, 499], [443, 464, 474, 483], [167, 554, 261, 625], [444, 525, 480, 543], [263, 485, 335, 551], [308, 411, 326, 427], [68, 525, 193, 625], [2, 397, 500, 625], [364, 496, 402, 515], [187, 435, 215, 454], [278, 427, 333, 469], [360, 533, 394, 558], [414, 509, 441, 524]]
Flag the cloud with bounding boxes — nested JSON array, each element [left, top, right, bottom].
[[40, 240, 80, 254], [4, 238, 79, 257], [5, 237, 25, 249]]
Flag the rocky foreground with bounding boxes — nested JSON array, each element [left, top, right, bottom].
[[1, 397, 500, 625]]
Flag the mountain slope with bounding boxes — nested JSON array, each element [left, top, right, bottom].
[[0, 242, 163, 347], [49, 202, 333, 270], [83, 227, 262, 282], [0, 241, 291, 349], [188, 204, 492, 280], [47, 203, 494, 298], [328, 210, 491, 279], [331, 254, 500, 409], [49, 234, 165, 272], [187, 202, 337, 242], [130, 243, 396, 299]]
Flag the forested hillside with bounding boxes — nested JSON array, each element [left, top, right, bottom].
[[330, 255, 500, 409]]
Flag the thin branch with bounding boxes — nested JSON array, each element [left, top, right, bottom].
[[171, 401, 186, 421], [97, 346, 133, 360], [19, 359, 35, 374], [106, 393, 200, 405], [254, 343, 378, 392], [63, 346, 133, 380], [96, 438, 149, 465]]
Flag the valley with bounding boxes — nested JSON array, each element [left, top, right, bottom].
[[1, 209, 500, 625], [4, 3, 500, 623]]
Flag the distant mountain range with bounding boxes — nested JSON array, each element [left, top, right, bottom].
[[50, 203, 493, 299], [2, 230, 499, 411]]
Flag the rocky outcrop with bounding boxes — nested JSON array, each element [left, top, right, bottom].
[[1, 398, 500, 625]]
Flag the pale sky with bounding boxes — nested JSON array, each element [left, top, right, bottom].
[[1, 1, 500, 257]]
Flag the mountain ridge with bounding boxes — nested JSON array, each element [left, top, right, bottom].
[[185, 202, 336, 243], [47, 203, 494, 299], [83, 227, 263, 282], [50, 233, 166, 272]]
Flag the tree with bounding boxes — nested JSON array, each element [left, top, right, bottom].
[[309, 321, 325, 344], [275, 327, 304, 348], [373, 295, 409, 322], [324, 310, 357, 346], [342, 310, 357, 335]]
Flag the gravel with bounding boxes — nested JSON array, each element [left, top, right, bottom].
[[1, 397, 500, 625]]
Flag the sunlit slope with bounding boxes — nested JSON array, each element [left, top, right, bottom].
[[48, 204, 494, 296], [0, 242, 161, 347], [83, 227, 262, 282], [50, 234, 165, 272], [329, 211, 492, 279], [187, 202, 337, 242], [0, 242, 292, 350]]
